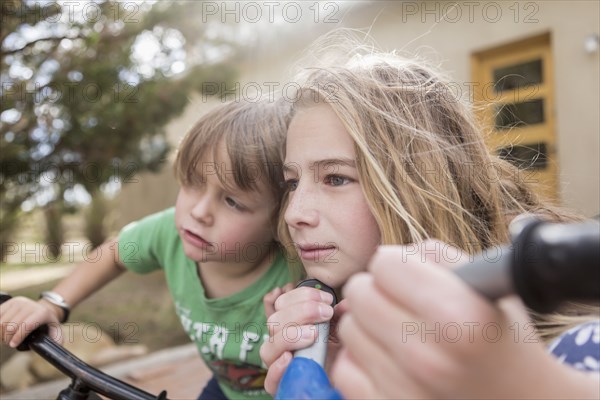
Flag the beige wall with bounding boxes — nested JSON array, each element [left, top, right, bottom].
[[347, 1, 599, 217], [116, 0, 599, 225]]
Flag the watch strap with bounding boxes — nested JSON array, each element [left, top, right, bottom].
[[39, 291, 70, 323]]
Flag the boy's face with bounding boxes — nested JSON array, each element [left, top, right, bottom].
[[283, 104, 381, 290], [175, 146, 276, 265]]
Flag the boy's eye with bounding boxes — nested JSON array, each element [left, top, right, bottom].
[[324, 175, 351, 186], [225, 197, 245, 211], [282, 179, 298, 192]]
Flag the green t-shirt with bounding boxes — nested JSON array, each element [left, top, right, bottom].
[[118, 208, 292, 399]]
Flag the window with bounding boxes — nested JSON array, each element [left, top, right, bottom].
[[472, 33, 558, 201]]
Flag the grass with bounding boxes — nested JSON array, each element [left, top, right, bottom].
[[0, 270, 190, 367]]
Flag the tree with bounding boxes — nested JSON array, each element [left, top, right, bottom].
[[1, 0, 238, 257]]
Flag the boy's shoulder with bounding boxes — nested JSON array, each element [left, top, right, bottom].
[[253, 246, 293, 288], [121, 208, 175, 233], [117, 208, 183, 273]]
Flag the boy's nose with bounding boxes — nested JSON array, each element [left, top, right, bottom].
[[190, 197, 214, 225], [284, 183, 319, 229]]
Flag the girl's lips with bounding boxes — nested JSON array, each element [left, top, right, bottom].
[[298, 245, 337, 262], [183, 229, 212, 249]]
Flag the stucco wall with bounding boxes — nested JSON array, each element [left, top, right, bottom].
[[348, 1, 599, 216], [115, 0, 599, 224]]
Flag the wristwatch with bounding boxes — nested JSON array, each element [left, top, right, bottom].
[[39, 291, 70, 323]]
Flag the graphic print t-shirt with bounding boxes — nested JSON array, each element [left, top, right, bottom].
[[119, 208, 292, 399]]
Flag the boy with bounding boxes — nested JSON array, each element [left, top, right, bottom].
[[1, 98, 293, 400]]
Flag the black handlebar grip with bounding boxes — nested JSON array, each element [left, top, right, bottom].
[[512, 219, 600, 313], [455, 218, 600, 313], [0, 292, 12, 304]]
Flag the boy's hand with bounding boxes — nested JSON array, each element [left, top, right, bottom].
[[0, 296, 63, 348], [260, 285, 337, 395], [263, 283, 294, 319]]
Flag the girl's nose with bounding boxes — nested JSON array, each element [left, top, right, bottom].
[[284, 182, 319, 229]]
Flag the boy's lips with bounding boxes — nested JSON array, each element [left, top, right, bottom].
[[183, 229, 212, 249], [297, 243, 337, 262]]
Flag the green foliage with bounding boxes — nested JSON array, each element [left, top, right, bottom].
[[1, 0, 238, 244]]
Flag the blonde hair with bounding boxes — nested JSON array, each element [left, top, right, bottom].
[[279, 33, 591, 339], [535, 303, 600, 342], [175, 98, 291, 230], [280, 48, 569, 255]]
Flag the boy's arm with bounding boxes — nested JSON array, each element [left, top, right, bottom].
[[1, 238, 126, 348], [49, 238, 126, 311]]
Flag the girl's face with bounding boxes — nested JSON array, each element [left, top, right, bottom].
[[283, 104, 381, 289]]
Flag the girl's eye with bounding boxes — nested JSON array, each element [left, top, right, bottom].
[[324, 175, 351, 186], [225, 197, 245, 211], [282, 179, 298, 192]]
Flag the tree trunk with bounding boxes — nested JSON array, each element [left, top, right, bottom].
[[44, 202, 64, 260], [85, 191, 108, 249]]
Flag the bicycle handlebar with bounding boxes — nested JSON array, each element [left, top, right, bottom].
[[0, 293, 168, 400]]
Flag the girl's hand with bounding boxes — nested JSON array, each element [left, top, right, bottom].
[[0, 296, 63, 348], [332, 241, 598, 399], [260, 286, 340, 395]]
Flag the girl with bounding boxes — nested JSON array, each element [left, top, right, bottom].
[[260, 39, 599, 398]]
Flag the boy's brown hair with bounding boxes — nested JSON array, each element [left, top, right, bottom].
[[174, 98, 291, 212]]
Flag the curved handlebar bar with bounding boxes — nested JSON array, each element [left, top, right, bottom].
[[0, 293, 168, 400]]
